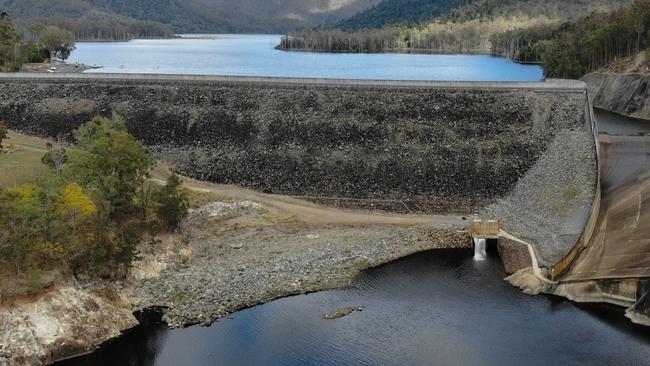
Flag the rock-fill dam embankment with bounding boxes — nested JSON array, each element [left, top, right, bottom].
[[0, 74, 597, 270]]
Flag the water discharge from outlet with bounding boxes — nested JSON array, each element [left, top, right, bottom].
[[473, 238, 487, 261]]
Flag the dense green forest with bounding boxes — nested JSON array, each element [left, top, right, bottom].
[[0, 0, 383, 38], [1, 0, 175, 40], [337, 0, 472, 31], [280, 0, 630, 54], [335, 0, 631, 31], [279, 16, 558, 54], [441, 0, 633, 22]]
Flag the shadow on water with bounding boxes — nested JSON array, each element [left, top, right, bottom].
[[58, 248, 650, 366]]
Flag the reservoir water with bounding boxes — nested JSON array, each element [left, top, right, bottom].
[[67, 34, 543, 81], [59, 248, 650, 366]]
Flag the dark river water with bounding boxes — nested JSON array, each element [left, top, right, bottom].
[[58, 248, 650, 366]]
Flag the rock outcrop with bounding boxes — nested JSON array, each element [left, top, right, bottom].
[[583, 73, 650, 120], [0, 282, 137, 366]]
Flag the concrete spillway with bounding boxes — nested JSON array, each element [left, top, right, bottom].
[[561, 110, 650, 281], [0, 73, 597, 276]]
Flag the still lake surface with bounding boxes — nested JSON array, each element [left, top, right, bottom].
[[59, 248, 650, 366], [67, 34, 544, 81]]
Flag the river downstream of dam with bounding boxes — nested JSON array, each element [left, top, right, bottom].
[[59, 248, 650, 366]]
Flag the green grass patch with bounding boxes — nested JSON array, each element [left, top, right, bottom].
[[0, 149, 50, 188]]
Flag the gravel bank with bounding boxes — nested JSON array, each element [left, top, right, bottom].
[[129, 199, 469, 328]]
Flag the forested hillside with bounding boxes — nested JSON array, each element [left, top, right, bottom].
[[492, 0, 650, 78], [0, 0, 174, 40], [279, 0, 647, 79], [337, 0, 472, 31], [336, 0, 632, 30], [442, 0, 633, 22], [0, 0, 383, 39]]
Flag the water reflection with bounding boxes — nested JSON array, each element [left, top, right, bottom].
[[58, 249, 650, 366]]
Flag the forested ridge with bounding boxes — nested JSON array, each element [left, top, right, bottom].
[[1, 0, 175, 40], [337, 0, 472, 31], [0, 0, 384, 40], [335, 0, 631, 31]]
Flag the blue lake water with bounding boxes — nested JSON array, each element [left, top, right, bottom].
[[67, 34, 544, 81]]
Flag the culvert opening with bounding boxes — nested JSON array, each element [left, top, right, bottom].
[[133, 306, 169, 326]]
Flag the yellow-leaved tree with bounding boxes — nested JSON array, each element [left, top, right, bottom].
[[59, 183, 97, 219]]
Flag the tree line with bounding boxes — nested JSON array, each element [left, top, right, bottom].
[[491, 0, 650, 78], [0, 117, 190, 281], [278, 16, 558, 55], [15, 16, 174, 41]]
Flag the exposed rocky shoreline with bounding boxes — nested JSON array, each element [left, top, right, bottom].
[[130, 199, 470, 328], [1, 191, 469, 366]]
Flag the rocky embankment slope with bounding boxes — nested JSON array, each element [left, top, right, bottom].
[[0, 75, 591, 214], [583, 73, 650, 120]]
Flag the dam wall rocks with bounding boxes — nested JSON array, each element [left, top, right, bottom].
[[0, 74, 595, 215], [583, 73, 650, 120]]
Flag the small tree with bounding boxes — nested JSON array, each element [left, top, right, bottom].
[[33, 25, 76, 62], [0, 16, 22, 71], [155, 173, 190, 231], [66, 116, 154, 215], [0, 120, 7, 149]]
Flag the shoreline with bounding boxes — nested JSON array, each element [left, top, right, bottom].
[[54, 226, 470, 365], [128, 172, 472, 329], [20, 61, 101, 74], [275, 46, 543, 65]]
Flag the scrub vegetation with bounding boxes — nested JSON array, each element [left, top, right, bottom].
[[0, 116, 189, 284]]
